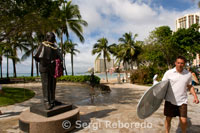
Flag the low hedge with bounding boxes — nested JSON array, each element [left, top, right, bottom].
[[16, 76, 38, 82], [0, 77, 39, 83], [58, 75, 100, 84], [0, 75, 101, 84]]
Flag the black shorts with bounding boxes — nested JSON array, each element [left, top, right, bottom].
[[164, 101, 187, 118]]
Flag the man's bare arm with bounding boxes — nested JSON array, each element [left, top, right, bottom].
[[188, 85, 199, 104]]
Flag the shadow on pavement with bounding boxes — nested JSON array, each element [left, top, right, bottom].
[[0, 111, 21, 119], [176, 117, 200, 133], [73, 109, 117, 132]]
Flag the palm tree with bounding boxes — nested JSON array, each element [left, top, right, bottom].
[[21, 34, 38, 77], [92, 38, 111, 82], [4, 43, 12, 78], [58, 1, 88, 43], [110, 43, 123, 83], [0, 56, 2, 78], [0, 44, 5, 78], [119, 32, 138, 70], [55, 1, 88, 74], [58, 42, 68, 75], [132, 41, 143, 68], [64, 40, 80, 76], [9, 34, 30, 77]]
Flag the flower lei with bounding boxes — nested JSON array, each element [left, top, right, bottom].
[[42, 41, 57, 50]]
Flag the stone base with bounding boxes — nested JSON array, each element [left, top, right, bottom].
[[19, 105, 79, 133], [30, 103, 72, 117]]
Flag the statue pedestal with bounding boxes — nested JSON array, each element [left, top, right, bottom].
[[19, 105, 79, 133], [30, 103, 73, 117]]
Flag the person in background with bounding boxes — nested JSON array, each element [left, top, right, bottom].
[[188, 67, 199, 86], [188, 67, 199, 93], [122, 77, 125, 83], [90, 72, 95, 103], [153, 74, 159, 85]]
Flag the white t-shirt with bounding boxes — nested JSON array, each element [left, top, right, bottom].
[[162, 68, 192, 106]]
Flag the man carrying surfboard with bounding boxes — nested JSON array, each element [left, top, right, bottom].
[[162, 56, 199, 133]]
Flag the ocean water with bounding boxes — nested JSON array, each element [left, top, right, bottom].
[[95, 73, 125, 80], [1, 73, 125, 79]]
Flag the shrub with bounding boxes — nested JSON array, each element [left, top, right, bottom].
[[130, 65, 167, 84], [57, 75, 100, 84], [0, 75, 101, 84], [11, 76, 38, 82]]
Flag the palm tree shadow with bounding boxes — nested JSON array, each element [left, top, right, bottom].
[[176, 117, 200, 133], [73, 109, 117, 132]]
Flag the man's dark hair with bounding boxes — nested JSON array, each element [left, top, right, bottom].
[[176, 56, 187, 63], [45, 32, 56, 43]]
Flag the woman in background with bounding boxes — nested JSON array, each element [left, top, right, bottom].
[[188, 67, 199, 85]]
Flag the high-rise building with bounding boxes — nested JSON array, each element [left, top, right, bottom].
[[176, 12, 200, 31], [176, 12, 200, 66], [94, 59, 114, 73]]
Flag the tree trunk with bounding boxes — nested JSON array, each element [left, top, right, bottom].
[[71, 53, 74, 76], [117, 62, 121, 83], [0, 61, 2, 79], [63, 53, 68, 75], [166, 58, 171, 69], [131, 61, 133, 70], [12, 59, 17, 77], [0, 62, 3, 79], [103, 55, 108, 82], [136, 61, 139, 69], [0, 56, 2, 78], [61, 31, 66, 76], [124, 62, 128, 82], [7, 55, 9, 78], [35, 61, 39, 76], [31, 50, 34, 77]]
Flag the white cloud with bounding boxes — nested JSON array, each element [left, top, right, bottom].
[[2, 0, 200, 75], [74, 0, 199, 39]]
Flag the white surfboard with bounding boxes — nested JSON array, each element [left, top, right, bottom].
[[137, 80, 169, 119]]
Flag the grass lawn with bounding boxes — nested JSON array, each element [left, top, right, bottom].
[[0, 87, 35, 107]]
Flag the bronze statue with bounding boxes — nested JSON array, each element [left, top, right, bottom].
[[34, 32, 63, 110]]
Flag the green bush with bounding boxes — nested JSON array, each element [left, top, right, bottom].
[[57, 75, 100, 84], [1, 75, 101, 84], [18, 76, 38, 82], [8, 76, 38, 82], [130, 65, 167, 84]]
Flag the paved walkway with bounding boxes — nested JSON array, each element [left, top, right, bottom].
[[0, 82, 200, 133]]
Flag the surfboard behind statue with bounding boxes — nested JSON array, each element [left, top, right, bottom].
[[137, 80, 169, 119]]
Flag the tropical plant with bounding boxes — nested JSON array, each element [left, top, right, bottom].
[[55, 0, 88, 75], [92, 38, 111, 82], [118, 32, 138, 70], [64, 40, 80, 76], [21, 33, 39, 77], [0, 44, 5, 78], [109, 43, 124, 83], [3, 43, 12, 78], [0, 0, 64, 77]]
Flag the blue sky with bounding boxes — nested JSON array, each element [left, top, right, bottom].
[[148, 0, 195, 11], [2, 0, 200, 75]]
